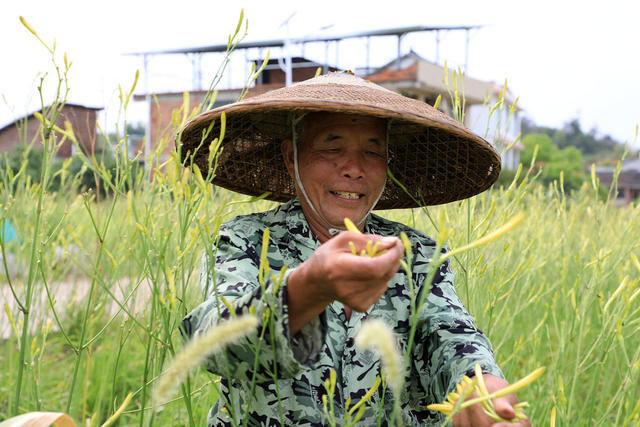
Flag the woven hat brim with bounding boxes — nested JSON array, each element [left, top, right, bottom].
[[179, 75, 501, 209]]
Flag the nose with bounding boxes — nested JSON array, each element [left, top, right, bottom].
[[341, 150, 365, 180]]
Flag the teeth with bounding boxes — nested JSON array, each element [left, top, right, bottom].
[[333, 191, 360, 199]]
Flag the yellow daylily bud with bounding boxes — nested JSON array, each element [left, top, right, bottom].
[[102, 392, 133, 427], [604, 276, 629, 312], [348, 377, 381, 416], [400, 232, 411, 252], [344, 217, 361, 234], [433, 94, 442, 110], [134, 222, 148, 234], [426, 403, 453, 414], [447, 392, 459, 404], [370, 241, 381, 257], [631, 253, 640, 273], [19, 16, 38, 36], [348, 241, 357, 255], [442, 213, 525, 262], [487, 367, 546, 399]]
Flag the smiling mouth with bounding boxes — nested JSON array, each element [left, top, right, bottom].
[[331, 191, 363, 200]]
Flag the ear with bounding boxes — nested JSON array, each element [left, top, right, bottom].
[[281, 138, 295, 178]]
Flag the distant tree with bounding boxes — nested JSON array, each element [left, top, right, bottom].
[[521, 134, 557, 165], [501, 117, 635, 191], [520, 133, 585, 191], [557, 146, 582, 165], [521, 117, 554, 138], [545, 145, 585, 190], [523, 116, 622, 160], [0, 142, 139, 197], [97, 122, 146, 155], [2, 144, 46, 184]]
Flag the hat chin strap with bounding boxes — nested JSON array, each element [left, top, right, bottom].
[[293, 139, 385, 237]]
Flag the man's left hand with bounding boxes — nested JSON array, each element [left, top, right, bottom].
[[452, 374, 531, 427]]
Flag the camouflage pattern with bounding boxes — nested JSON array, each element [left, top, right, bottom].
[[182, 199, 503, 426]]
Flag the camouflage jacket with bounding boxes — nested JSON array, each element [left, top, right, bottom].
[[181, 199, 502, 426]]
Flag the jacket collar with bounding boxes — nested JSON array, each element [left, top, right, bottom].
[[282, 198, 383, 250]]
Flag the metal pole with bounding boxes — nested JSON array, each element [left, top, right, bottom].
[[258, 48, 264, 85], [198, 54, 202, 90], [228, 53, 233, 87], [278, 12, 295, 86], [244, 49, 249, 85], [436, 30, 440, 65], [465, 28, 470, 72], [324, 41, 329, 74], [285, 38, 292, 86], [190, 54, 200, 91], [366, 36, 370, 74], [396, 34, 403, 69]]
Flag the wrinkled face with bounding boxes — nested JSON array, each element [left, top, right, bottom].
[[282, 112, 388, 231]]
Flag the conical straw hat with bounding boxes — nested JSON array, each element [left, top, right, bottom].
[[179, 72, 501, 209]]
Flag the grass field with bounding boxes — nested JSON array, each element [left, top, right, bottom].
[[2, 143, 639, 426], [1, 14, 639, 426]]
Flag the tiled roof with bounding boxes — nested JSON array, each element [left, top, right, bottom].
[[0, 103, 102, 133], [366, 62, 418, 83]]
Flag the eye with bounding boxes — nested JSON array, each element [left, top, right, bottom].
[[366, 151, 385, 158], [315, 147, 342, 156]]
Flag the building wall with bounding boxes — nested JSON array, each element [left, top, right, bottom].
[[141, 90, 246, 161], [257, 58, 339, 86], [466, 102, 521, 170], [596, 161, 640, 205], [416, 60, 490, 105], [140, 84, 295, 161], [0, 104, 99, 157], [0, 116, 42, 153], [366, 57, 522, 170], [261, 67, 320, 85], [141, 59, 337, 162], [145, 93, 205, 158]]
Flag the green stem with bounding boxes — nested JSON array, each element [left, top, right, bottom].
[[138, 268, 156, 427], [0, 218, 25, 312], [269, 313, 285, 425], [394, 241, 444, 424], [14, 309, 32, 414], [465, 199, 471, 311], [39, 262, 73, 346], [66, 192, 119, 413], [243, 322, 268, 427], [12, 120, 51, 415], [179, 376, 196, 427]]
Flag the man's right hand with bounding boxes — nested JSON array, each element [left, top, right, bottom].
[[287, 232, 404, 334]]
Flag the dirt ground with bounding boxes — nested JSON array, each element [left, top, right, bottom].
[[1, 275, 152, 340]]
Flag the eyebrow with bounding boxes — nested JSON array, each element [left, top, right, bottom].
[[323, 134, 383, 146], [324, 133, 342, 142]]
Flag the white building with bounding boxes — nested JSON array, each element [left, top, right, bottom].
[[364, 51, 523, 170]]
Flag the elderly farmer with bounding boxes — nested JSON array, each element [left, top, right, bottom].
[[180, 72, 525, 426]]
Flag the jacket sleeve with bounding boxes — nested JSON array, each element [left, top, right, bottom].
[[410, 250, 503, 403], [180, 221, 326, 382]]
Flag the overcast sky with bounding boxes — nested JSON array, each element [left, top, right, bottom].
[[2, 0, 639, 147]]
